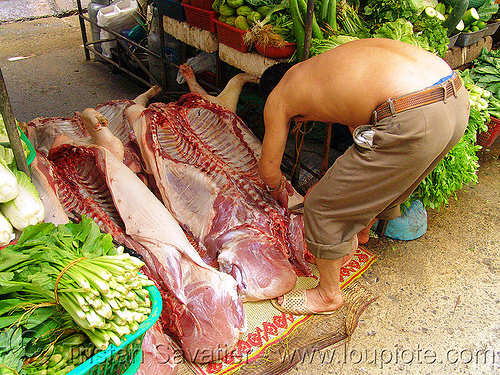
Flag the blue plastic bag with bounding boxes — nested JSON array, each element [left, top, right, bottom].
[[383, 200, 427, 241]]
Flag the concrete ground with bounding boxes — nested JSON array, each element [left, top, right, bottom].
[[1, 13, 499, 375]]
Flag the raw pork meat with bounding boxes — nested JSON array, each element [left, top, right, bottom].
[[137, 322, 179, 375], [126, 94, 311, 301], [26, 99, 144, 174], [27, 137, 245, 363]]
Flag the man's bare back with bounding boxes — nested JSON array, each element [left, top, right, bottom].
[[268, 38, 453, 129]]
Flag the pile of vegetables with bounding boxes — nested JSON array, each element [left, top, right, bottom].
[[0, 116, 41, 247], [470, 47, 500, 100], [213, 0, 275, 30], [404, 69, 498, 211], [0, 144, 44, 247], [227, 0, 453, 60], [0, 216, 154, 374], [420, 0, 499, 39]]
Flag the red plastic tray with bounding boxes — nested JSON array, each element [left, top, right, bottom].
[[214, 19, 249, 53], [255, 42, 296, 59], [183, 4, 217, 33]]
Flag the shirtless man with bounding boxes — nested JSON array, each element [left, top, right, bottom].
[[258, 38, 470, 315]]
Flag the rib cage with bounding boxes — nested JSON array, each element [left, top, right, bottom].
[[48, 146, 125, 232]]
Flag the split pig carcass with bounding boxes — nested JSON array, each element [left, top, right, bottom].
[[27, 128, 245, 363], [125, 93, 311, 301], [26, 86, 311, 358]]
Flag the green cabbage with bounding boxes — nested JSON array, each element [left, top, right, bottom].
[[0, 211, 14, 246], [0, 146, 19, 203], [0, 114, 30, 161], [0, 168, 44, 231]]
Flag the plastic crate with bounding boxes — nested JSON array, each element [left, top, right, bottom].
[[183, 4, 217, 33], [68, 284, 163, 375], [214, 19, 249, 53], [190, 0, 213, 10], [156, 0, 186, 21], [477, 116, 500, 148]]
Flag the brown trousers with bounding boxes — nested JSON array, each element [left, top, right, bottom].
[[304, 82, 470, 260]]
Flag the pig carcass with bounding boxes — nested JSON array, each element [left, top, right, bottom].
[[126, 93, 311, 301], [27, 133, 245, 363]]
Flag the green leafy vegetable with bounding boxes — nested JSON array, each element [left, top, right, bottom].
[[0, 216, 154, 354], [0, 169, 44, 231], [0, 146, 19, 204]]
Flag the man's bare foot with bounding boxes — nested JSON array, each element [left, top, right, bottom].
[[275, 286, 343, 314]]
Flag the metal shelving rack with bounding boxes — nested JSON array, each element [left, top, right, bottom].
[[75, 0, 185, 95]]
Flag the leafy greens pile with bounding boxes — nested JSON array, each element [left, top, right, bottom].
[[0, 216, 154, 374]]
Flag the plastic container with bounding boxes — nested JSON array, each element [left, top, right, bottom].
[[384, 200, 427, 241], [477, 116, 500, 148], [68, 284, 162, 375], [88, 0, 111, 61], [183, 4, 217, 33], [97, 0, 139, 57], [214, 19, 249, 53], [255, 42, 296, 59], [448, 33, 459, 48], [455, 28, 487, 47]]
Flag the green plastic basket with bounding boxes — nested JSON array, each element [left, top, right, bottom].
[[0, 126, 36, 165], [19, 128, 35, 165], [68, 284, 162, 375]]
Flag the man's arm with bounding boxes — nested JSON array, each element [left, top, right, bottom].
[[258, 95, 292, 190]]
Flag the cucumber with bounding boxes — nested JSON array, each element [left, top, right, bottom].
[[442, 0, 469, 36], [436, 11, 446, 21], [425, 6, 437, 17], [289, 0, 305, 60], [327, 0, 337, 31], [477, 20, 487, 29], [436, 2, 446, 15], [462, 7, 479, 26], [456, 19, 465, 31]]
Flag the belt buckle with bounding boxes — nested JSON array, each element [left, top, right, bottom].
[[388, 98, 396, 117]]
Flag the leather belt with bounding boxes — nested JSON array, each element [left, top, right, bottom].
[[371, 72, 462, 124]]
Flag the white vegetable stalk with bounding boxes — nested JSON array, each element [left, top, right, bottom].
[[0, 211, 15, 246], [0, 168, 45, 231], [0, 154, 19, 203]]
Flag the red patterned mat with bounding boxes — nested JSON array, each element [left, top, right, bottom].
[[178, 246, 377, 375]]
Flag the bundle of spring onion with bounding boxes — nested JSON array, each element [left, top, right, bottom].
[[0, 215, 154, 354]]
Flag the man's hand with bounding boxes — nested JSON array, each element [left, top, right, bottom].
[[268, 176, 294, 208]]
